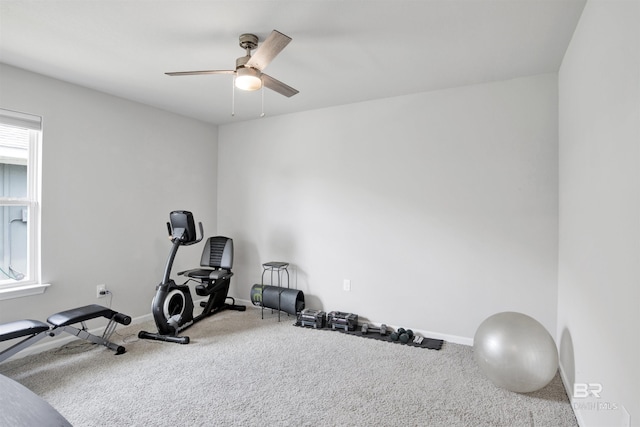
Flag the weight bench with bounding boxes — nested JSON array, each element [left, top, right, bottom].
[[0, 304, 132, 363]]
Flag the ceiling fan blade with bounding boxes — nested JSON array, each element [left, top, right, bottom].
[[262, 74, 299, 97], [165, 70, 235, 76], [245, 30, 291, 71]]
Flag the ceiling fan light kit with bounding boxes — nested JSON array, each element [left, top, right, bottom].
[[166, 29, 298, 117], [235, 67, 262, 91]]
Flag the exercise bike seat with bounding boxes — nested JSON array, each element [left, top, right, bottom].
[[177, 236, 235, 297], [47, 304, 132, 327], [178, 236, 234, 281], [190, 269, 233, 296], [182, 268, 232, 281], [0, 320, 49, 342]]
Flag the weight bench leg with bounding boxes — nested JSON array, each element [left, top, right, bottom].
[[0, 331, 50, 363], [53, 322, 126, 355]]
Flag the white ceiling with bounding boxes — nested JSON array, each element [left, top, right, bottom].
[[0, 0, 585, 125]]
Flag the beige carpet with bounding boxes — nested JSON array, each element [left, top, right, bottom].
[[0, 308, 577, 426]]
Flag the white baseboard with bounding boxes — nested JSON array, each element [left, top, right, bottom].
[[559, 361, 585, 427]]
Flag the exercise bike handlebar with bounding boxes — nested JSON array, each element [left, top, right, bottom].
[[192, 222, 204, 245], [161, 221, 204, 285]]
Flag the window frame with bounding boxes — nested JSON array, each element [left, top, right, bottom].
[[0, 108, 48, 300]]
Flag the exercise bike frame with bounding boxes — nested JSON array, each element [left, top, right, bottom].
[[141, 220, 202, 344], [139, 212, 244, 344]]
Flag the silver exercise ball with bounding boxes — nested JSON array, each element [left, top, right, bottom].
[[473, 312, 558, 393]]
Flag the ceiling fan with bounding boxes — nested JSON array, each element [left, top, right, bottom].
[[166, 30, 299, 97]]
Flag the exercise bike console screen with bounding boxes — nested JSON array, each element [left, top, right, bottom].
[[170, 210, 197, 243]]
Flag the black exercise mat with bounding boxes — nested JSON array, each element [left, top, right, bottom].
[[294, 323, 444, 350]]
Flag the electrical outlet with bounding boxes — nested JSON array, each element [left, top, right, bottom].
[[343, 279, 351, 291], [96, 284, 107, 298]]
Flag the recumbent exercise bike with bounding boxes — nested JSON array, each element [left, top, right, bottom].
[[138, 211, 245, 344]]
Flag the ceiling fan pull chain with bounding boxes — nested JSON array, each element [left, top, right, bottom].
[[260, 84, 265, 118]]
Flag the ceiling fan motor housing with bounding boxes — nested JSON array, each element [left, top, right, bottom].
[[239, 33, 258, 51], [237, 33, 258, 70]]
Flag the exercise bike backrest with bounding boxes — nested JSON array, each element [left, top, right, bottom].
[[162, 211, 203, 285]]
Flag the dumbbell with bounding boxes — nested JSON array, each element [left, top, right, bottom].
[[361, 323, 388, 336], [390, 327, 414, 344]]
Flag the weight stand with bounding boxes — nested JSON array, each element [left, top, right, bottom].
[[261, 261, 289, 321]]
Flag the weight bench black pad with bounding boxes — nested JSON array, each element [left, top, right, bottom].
[[0, 304, 132, 364], [47, 304, 132, 327], [0, 320, 49, 343]]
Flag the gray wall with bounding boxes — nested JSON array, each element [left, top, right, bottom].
[[0, 63, 218, 331], [218, 73, 559, 344], [2, 4, 638, 424], [558, 1, 640, 425]]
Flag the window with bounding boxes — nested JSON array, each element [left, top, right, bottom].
[[0, 108, 47, 300]]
